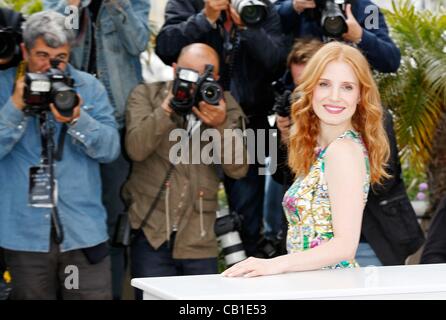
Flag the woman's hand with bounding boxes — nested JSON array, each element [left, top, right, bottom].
[[221, 256, 283, 278]]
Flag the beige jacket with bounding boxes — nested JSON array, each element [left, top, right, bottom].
[[122, 82, 248, 259]]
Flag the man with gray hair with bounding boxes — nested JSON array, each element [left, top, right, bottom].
[[0, 11, 120, 299], [44, 0, 151, 300]]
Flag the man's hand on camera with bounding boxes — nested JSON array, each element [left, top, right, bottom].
[[193, 99, 227, 128], [161, 93, 174, 117], [12, 76, 25, 111], [204, 0, 229, 24], [228, 6, 246, 28], [276, 115, 291, 143], [49, 95, 82, 124], [342, 4, 363, 44], [293, 0, 316, 14]]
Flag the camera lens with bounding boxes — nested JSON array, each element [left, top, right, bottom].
[[241, 5, 266, 26], [52, 83, 79, 117], [215, 210, 247, 267], [320, 0, 347, 38], [0, 31, 16, 60], [200, 82, 222, 106], [233, 0, 267, 27], [323, 16, 345, 37]]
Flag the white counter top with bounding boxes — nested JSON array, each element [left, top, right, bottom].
[[131, 263, 446, 300]]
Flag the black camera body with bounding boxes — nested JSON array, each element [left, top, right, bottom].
[[0, 8, 24, 69], [271, 79, 292, 117], [24, 60, 79, 117], [0, 27, 19, 61], [170, 64, 223, 115], [232, 0, 268, 27], [312, 0, 353, 39]]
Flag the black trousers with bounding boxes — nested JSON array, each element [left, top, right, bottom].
[[4, 235, 112, 300]]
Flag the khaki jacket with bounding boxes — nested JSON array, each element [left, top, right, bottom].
[[123, 82, 248, 259]]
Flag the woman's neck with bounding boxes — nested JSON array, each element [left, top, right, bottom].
[[318, 122, 354, 149]]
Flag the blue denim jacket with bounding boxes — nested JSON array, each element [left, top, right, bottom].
[[274, 0, 401, 73], [0, 65, 120, 252], [44, 0, 151, 128]]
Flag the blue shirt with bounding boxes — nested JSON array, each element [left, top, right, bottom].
[[44, 0, 151, 128], [0, 65, 120, 252], [274, 0, 401, 73]]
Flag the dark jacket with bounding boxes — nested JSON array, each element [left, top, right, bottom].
[[0, 7, 24, 70], [362, 110, 425, 265], [420, 197, 446, 264], [274, 0, 401, 73], [274, 109, 425, 265], [156, 0, 288, 122]]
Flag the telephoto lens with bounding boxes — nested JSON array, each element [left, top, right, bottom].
[[214, 209, 247, 267], [231, 0, 267, 27], [319, 0, 348, 38]]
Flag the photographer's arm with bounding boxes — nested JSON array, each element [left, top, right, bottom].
[[103, 0, 150, 56], [351, 2, 401, 73], [125, 84, 176, 162], [155, 0, 218, 66], [214, 93, 248, 179], [0, 75, 27, 160], [67, 83, 120, 163], [238, 6, 288, 73], [274, 0, 302, 33]]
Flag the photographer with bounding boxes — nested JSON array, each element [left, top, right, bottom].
[[274, 0, 401, 73], [123, 43, 248, 299], [0, 7, 24, 70], [156, 0, 287, 257], [44, 0, 151, 299], [0, 11, 120, 299]]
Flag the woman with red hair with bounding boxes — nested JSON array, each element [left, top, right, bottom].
[[223, 42, 390, 277]]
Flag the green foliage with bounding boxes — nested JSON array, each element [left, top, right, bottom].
[[402, 160, 428, 201], [377, 0, 446, 172], [0, 0, 43, 15]]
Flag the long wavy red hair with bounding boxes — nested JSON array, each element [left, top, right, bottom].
[[288, 42, 390, 184]]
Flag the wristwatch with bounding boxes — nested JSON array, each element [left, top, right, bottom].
[[69, 116, 80, 126]]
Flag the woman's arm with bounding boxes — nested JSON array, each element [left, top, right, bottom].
[[222, 139, 367, 277]]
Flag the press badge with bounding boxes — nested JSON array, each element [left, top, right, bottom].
[[29, 165, 57, 208]]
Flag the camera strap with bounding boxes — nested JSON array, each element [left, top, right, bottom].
[[221, 24, 240, 91], [38, 115, 68, 162], [136, 122, 194, 231], [137, 163, 175, 231], [32, 113, 65, 244]]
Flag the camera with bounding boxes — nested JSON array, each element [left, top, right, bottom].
[[313, 0, 351, 38], [170, 64, 223, 115], [0, 27, 19, 62], [24, 59, 79, 117], [232, 0, 268, 27], [214, 209, 247, 267], [0, 8, 24, 69], [271, 79, 292, 117], [255, 232, 286, 259]]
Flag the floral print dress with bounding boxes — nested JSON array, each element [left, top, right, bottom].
[[282, 130, 370, 269]]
